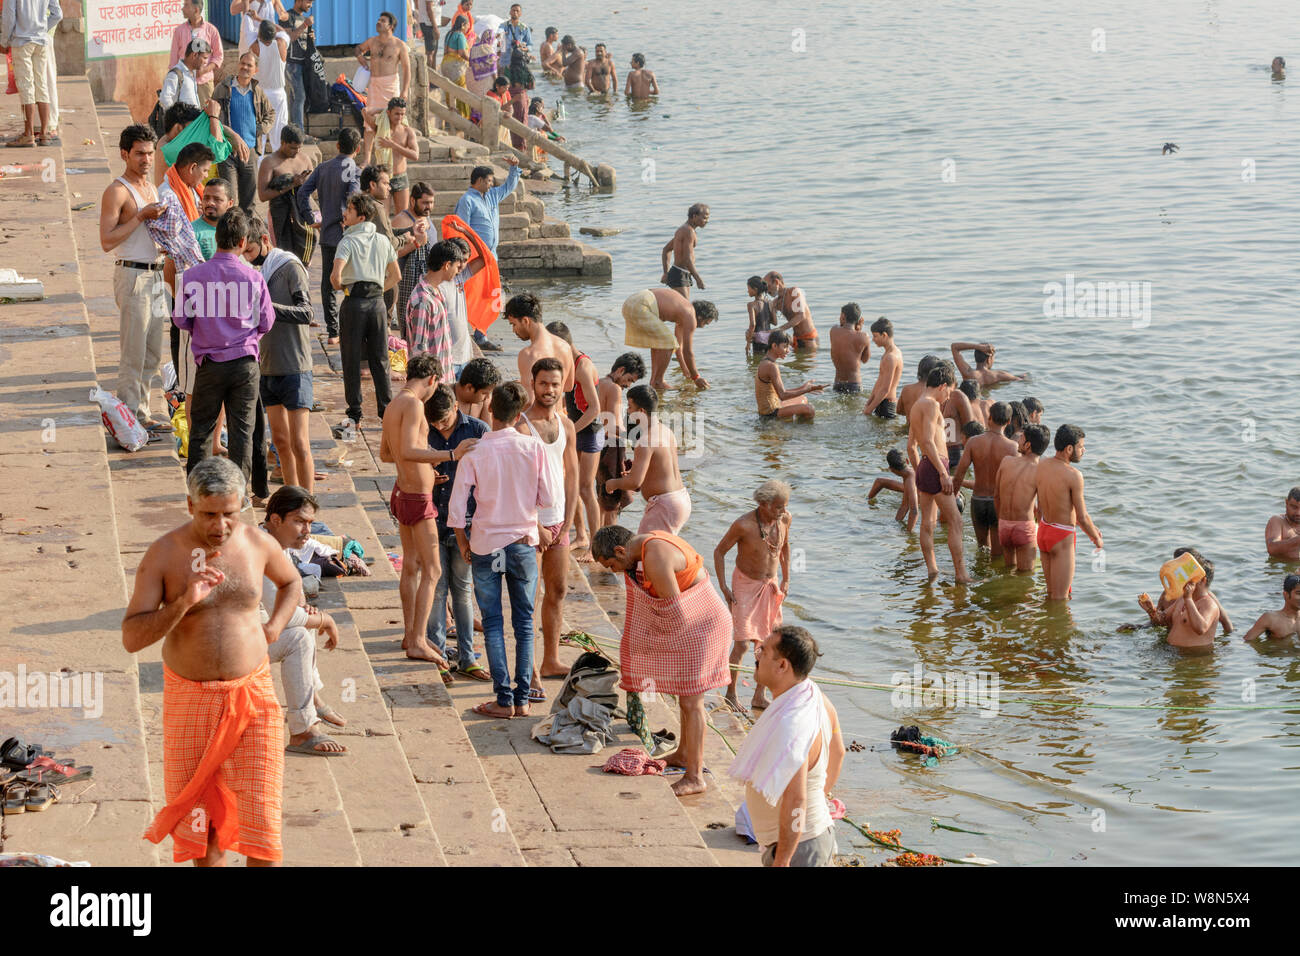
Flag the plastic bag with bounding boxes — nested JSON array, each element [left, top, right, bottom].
[[90, 386, 149, 452], [389, 346, 408, 379], [353, 65, 371, 93], [171, 401, 189, 458]]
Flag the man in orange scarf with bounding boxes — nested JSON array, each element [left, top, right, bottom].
[[125, 456, 302, 865]]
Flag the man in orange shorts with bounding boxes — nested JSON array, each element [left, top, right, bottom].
[[1035, 424, 1103, 600], [124, 457, 301, 865], [994, 423, 1049, 572]]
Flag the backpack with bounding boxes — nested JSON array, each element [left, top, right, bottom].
[[147, 66, 188, 138]]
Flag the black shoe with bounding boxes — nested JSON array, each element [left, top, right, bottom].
[[478, 338, 503, 352]]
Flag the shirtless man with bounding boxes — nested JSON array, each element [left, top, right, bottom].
[[257, 126, 317, 256], [605, 385, 691, 534], [1035, 424, 1103, 601], [828, 304, 870, 394], [862, 317, 902, 418], [715, 480, 792, 713], [766, 271, 817, 349], [124, 457, 299, 866], [1138, 547, 1232, 634], [953, 402, 1019, 556], [1166, 569, 1224, 650], [560, 35, 586, 87], [364, 97, 419, 212], [755, 331, 823, 421], [1264, 487, 1300, 560], [380, 353, 479, 667], [539, 27, 561, 75], [585, 42, 617, 93], [505, 292, 574, 404], [951, 341, 1026, 387], [940, 365, 977, 469], [907, 363, 971, 583], [594, 352, 645, 443], [960, 381, 991, 427], [660, 203, 709, 299], [897, 354, 941, 420], [356, 12, 410, 126], [621, 287, 715, 391], [1243, 574, 1300, 641], [625, 52, 658, 98], [868, 449, 918, 532], [514, 359, 579, 686], [1023, 396, 1044, 424], [994, 423, 1047, 572]]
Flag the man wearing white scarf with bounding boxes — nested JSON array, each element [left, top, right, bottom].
[[728, 626, 845, 867]]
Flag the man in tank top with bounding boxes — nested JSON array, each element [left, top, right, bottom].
[[515, 358, 578, 696], [99, 124, 170, 430]]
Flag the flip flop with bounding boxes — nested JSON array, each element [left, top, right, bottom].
[[315, 704, 346, 727], [4, 139, 36, 148], [457, 664, 491, 682], [528, 686, 546, 703], [24, 781, 59, 812], [285, 733, 346, 756], [439, 668, 455, 685], [1, 737, 51, 769], [19, 759, 92, 785], [472, 701, 514, 719]]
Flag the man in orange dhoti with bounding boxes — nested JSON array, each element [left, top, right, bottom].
[[592, 525, 732, 798], [714, 480, 793, 714], [123, 457, 302, 865]]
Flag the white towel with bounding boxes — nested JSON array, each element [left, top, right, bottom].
[[727, 678, 829, 806]]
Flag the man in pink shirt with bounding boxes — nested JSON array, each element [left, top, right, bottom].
[[170, 0, 224, 103], [448, 380, 559, 719]]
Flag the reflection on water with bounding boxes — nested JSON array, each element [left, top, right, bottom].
[[523, 0, 1300, 862]]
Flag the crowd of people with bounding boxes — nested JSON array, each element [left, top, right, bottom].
[[24, 0, 1289, 872]]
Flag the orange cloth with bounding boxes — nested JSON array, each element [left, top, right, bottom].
[[635, 530, 703, 599], [730, 566, 784, 645], [441, 214, 502, 332], [165, 164, 201, 223], [144, 659, 284, 863]]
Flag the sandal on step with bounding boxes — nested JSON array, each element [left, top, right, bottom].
[[439, 668, 455, 685], [19, 759, 92, 785], [1, 737, 51, 769], [285, 733, 346, 756], [457, 664, 491, 682], [24, 781, 59, 812], [3, 781, 28, 814], [528, 686, 546, 703]]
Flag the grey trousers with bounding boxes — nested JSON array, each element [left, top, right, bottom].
[[761, 826, 838, 867], [267, 625, 324, 736]]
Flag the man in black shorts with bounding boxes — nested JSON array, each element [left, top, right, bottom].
[[660, 203, 709, 299]]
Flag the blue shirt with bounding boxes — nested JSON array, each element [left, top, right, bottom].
[[452, 164, 520, 254], [297, 153, 361, 247], [500, 21, 532, 60], [430, 411, 488, 537], [229, 84, 256, 154]]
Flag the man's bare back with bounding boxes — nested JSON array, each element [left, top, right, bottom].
[[633, 419, 682, 500], [996, 455, 1039, 521], [828, 324, 870, 386], [959, 430, 1019, 497], [626, 67, 657, 98], [562, 46, 586, 86]]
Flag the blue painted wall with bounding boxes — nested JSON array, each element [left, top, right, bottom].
[[207, 2, 407, 50]]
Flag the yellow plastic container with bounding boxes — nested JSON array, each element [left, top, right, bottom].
[[1159, 553, 1205, 601]]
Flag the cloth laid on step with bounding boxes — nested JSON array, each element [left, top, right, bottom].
[[531, 696, 617, 754], [602, 747, 667, 776]]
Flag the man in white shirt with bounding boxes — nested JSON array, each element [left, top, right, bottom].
[[159, 38, 209, 111], [0, 0, 63, 146]]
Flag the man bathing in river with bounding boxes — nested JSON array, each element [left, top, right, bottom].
[[765, 271, 818, 348], [907, 363, 972, 583], [625, 52, 659, 98], [1264, 488, 1300, 561], [1035, 424, 1103, 601], [125, 457, 298, 865], [714, 480, 792, 714], [863, 316, 902, 418], [1137, 547, 1233, 635], [605, 384, 692, 534], [1164, 555, 1225, 650], [1243, 574, 1300, 641], [592, 524, 732, 797], [381, 353, 480, 669], [953, 401, 1019, 557], [661, 203, 708, 298], [621, 286, 715, 390], [868, 449, 918, 532], [827, 303, 870, 393], [993, 423, 1048, 572], [755, 331, 823, 421], [951, 341, 1026, 387], [898, 354, 941, 419]]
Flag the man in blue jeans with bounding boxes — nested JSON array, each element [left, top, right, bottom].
[[447, 381, 559, 718], [279, 0, 316, 132], [425, 383, 490, 680]]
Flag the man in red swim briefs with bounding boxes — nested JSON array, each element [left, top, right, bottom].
[[381, 353, 480, 666], [906, 362, 971, 583], [1034, 423, 1103, 600], [995, 424, 1050, 572]]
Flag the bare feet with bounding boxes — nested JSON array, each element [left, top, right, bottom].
[[724, 694, 748, 716], [512, 703, 531, 717], [402, 639, 449, 666], [670, 773, 707, 797], [473, 701, 514, 719], [539, 659, 568, 679], [327, 336, 340, 345], [649, 380, 677, 391], [750, 696, 769, 711], [663, 749, 688, 769]]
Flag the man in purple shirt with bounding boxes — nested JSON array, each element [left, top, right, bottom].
[[174, 208, 276, 487]]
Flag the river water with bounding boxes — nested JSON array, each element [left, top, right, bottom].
[[511, 0, 1300, 863]]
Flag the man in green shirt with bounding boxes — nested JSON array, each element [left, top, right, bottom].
[[192, 178, 235, 261]]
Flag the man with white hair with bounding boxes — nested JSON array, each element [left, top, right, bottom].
[[124, 456, 299, 865], [713, 480, 792, 714]]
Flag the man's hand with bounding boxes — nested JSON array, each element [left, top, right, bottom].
[[183, 562, 225, 608], [319, 612, 339, 650], [604, 477, 620, 495], [692, 375, 710, 390], [454, 436, 479, 458], [940, 472, 954, 496], [293, 168, 312, 185], [459, 540, 473, 566], [229, 132, 251, 163], [781, 579, 790, 596], [721, 586, 735, 606], [136, 202, 166, 222], [205, 99, 221, 118], [505, 155, 520, 167], [538, 525, 554, 549], [660, 271, 669, 284], [696, 278, 706, 290]]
